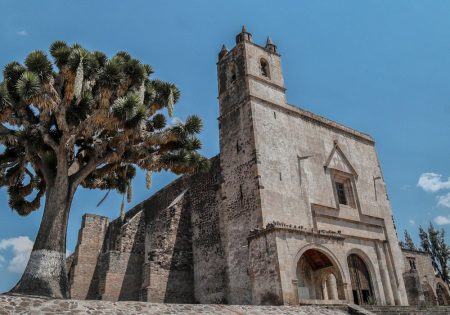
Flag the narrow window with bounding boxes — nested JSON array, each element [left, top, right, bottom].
[[336, 182, 347, 205], [231, 71, 236, 82], [228, 64, 237, 85], [279, 172, 282, 181], [273, 111, 277, 119], [408, 258, 417, 271], [260, 58, 270, 78], [333, 173, 356, 208]]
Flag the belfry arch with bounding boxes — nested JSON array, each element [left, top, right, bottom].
[[296, 248, 346, 302]]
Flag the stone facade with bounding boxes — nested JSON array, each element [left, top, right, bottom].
[[401, 249, 450, 306], [67, 27, 446, 307]]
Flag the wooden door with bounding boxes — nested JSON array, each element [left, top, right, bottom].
[[347, 254, 373, 305]]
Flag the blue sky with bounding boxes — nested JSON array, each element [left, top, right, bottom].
[[1, 0, 450, 293]]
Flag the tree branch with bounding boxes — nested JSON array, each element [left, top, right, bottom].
[[70, 150, 118, 189], [34, 152, 53, 185], [38, 125, 58, 152]]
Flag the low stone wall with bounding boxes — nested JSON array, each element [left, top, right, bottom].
[[363, 305, 450, 315], [0, 295, 350, 314]]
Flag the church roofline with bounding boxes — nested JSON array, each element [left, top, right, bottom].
[[285, 103, 375, 144], [108, 154, 221, 226], [218, 95, 375, 145], [401, 247, 429, 255]]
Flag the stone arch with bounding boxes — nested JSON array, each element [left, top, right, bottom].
[[436, 280, 450, 306], [227, 63, 237, 84], [346, 248, 381, 304], [294, 245, 347, 302], [347, 252, 375, 305], [259, 58, 270, 78], [423, 281, 437, 306]]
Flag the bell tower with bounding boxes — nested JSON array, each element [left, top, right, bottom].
[[216, 27, 286, 305], [217, 26, 286, 117]]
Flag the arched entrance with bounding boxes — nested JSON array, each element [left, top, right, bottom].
[[347, 254, 373, 305], [436, 283, 450, 306], [296, 249, 345, 302]]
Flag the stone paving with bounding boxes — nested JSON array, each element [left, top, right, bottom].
[[0, 295, 349, 315]]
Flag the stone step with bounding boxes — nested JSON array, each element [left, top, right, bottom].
[[363, 305, 450, 315], [0, 295, 352, 315]]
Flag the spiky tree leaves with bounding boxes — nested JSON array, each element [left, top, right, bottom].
[[0, 41, 209, 298], [24, 51, 53, 81]]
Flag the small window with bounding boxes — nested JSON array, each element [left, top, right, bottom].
[[334, 175, 356, 208], [336, 182, 347, 205], [408, 258, 417, 271], [260, 58, 270, 78], [228, 64, 237, 84]]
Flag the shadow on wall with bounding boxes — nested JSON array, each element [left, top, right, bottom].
[[163, 196, 194, 303], [86, 211, 145, 301]]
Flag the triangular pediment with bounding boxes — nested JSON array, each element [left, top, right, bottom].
[[324, 142, 358, 177]]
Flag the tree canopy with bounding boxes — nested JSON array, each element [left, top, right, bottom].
[[1, 41, 210, 298], [0, 41, 209, 217], [402, 229, 417, 251], [419, 223, 450, 284]]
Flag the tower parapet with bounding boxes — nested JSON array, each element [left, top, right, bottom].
[[235, 25, 253, 43]]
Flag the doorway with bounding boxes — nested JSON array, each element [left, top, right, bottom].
[[347, 254, 373, 305]]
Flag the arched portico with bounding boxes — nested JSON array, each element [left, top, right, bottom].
[[295, 245, 347, 303]]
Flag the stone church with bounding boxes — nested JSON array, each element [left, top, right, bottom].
[[67, 27, 450, 307]]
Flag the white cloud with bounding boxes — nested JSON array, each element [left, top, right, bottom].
[[409, 219, 416, 226], [437, 192, 450, 208], [16, 30, 28, 36], [434, 215, 450, 225], [0, 236, 33, 273], [418, 173, 450, 193]]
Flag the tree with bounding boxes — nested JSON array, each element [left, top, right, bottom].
[[419, 223, 450, 284], [0, 42, 209, 298], [403, 229, 417, 251]]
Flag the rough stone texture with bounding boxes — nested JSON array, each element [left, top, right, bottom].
[[143, 182, 193, 303], [94, 204, 145, 301], [401, 249, 450, 306], [363, 305, 450, 315], [0, 295, 351, 314], [189, 157, 227, 304], [67, 214, 109, 299], [67, 28, 444, 307]]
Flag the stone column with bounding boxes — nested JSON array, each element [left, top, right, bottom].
[[383, 241, 401, 305], [375, 242, 394, 305], [327, 274, 338, 300], [322, 280, 329, 300], [292, 279, 299, 305]]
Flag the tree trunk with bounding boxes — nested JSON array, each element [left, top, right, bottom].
[[10, 178, 74, 298]]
